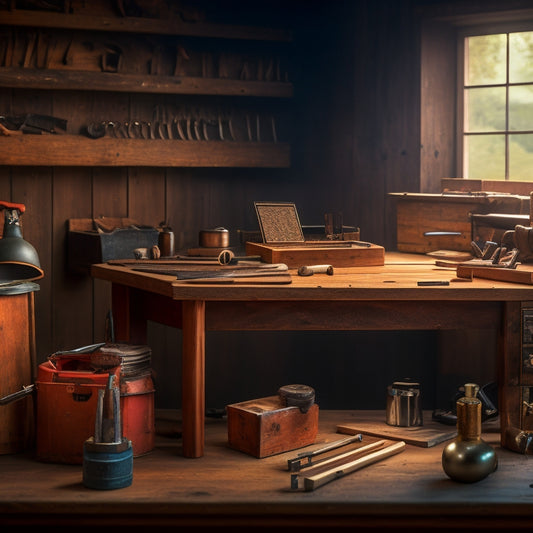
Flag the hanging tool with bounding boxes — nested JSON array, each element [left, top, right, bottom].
[[0, 114, 67, 134]]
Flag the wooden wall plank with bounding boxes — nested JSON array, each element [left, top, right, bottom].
[[92, 167, 129, 341], [11, 168, 53, 363], [52, 168, 93, 351], [420, 19, 457, 193], [127, 168, 166, 228]]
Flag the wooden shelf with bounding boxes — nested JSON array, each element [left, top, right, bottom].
[[0, 68, 293, 97], [0, 10, 292, 42], [0, 135, 290, 167], [0, 5, 293, 169]]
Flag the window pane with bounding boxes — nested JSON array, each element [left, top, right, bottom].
[[509, 31, 533, 83], [466, 34, 506, 85], [464, 135, 505, 179], [509, 86, 533, 131], [509, 134, 533, 180], [465, 87, 506, 132]]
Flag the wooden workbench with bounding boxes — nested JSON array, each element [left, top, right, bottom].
[[90, 252, 533, 458], [1, 409, 532, 530]]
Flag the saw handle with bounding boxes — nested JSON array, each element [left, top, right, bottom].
[[0, 201, 25, 213]]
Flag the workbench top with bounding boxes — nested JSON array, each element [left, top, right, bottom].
[[1, 410, 531, 530], [91, 251, 533, 302]]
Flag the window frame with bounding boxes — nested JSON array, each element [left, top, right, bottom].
[[456, 20, 533, 180]]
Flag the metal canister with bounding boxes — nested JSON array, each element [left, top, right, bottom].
[[158, 226, 175, 257], [386, 379, 423, 427], [199, 227, 229, 248]]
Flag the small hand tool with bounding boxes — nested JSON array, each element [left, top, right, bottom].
[[271, 115, 278, 143], [0, 384, 35, 405], [175, 117, 188, 140], [131, 263, 288, 278], [86, 121, 107, 139], [83, 374, 133, 490], [186, 113, 193, 141], [294, 440, 406, 491], [290, 440, 387, 490], [424, 231, 462, 236], [298, 264, 334, 276], [287, 434, 363, 472], [193, 119, 201, 141], [175, 266, 289, 280]]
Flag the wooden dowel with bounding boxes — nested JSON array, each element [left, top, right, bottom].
[[303, 440, 406, 492]]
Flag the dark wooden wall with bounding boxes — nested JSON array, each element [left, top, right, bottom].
[[2, 0, 523, 412]]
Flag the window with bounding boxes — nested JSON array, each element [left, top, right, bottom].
[[459, 29, 533, 181]]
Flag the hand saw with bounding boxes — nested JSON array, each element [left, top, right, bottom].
[[132, 263, 289, 280]]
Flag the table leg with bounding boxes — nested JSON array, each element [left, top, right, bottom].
[[182, 300, 206, 458], [111, 284, 147, 344]]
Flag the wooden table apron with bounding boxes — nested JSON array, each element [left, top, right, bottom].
[[91, 255, 533, 458]]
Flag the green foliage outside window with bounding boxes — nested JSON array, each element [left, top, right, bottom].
[[464, 32, 533, 180]]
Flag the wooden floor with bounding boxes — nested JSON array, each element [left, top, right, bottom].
[[1, 410, 532, 531]]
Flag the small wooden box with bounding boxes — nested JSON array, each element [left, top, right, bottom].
[[245, 241, 384, 267], [226, 395, 319, 458]]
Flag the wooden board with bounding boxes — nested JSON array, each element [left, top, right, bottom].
[[245, 241, 385, 267], [456, 264, 533, 285], [426, 250, 473, 262], [336, 410, 457, 448]]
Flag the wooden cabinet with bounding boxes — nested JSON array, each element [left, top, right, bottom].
[[0, 1, 293, 167]]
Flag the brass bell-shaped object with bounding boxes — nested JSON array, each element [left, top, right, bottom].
[[442, 383, 498, 483]]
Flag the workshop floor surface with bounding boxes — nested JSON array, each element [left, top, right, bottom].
[[1, 410, 532, 531]]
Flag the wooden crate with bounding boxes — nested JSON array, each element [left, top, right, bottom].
[[245, 241, 384, 267], [390, 193, 529, 253], [226, 395, 319, 458]]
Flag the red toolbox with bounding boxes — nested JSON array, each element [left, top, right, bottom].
[[36, 344, 155, 464]]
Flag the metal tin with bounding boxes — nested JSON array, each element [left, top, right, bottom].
[[199, 227, 229, 248], [158, 227, 175, 257], [386, 379, 423, 427]]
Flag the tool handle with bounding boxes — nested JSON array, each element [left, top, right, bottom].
[[0, 201, 25, 213], [298, 265, 334, 276]]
